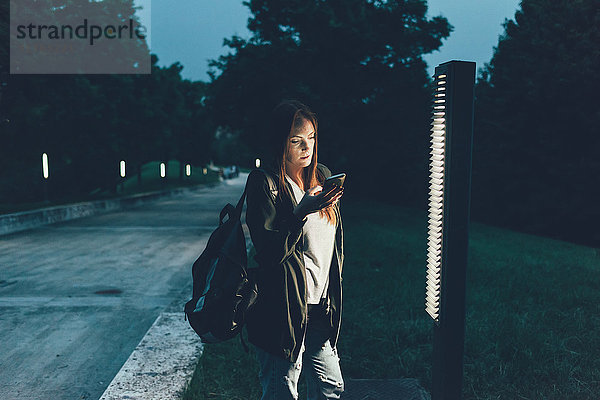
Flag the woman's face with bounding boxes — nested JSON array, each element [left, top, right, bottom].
[[285, 117, 315, 171]]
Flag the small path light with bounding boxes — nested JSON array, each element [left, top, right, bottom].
[[255, 158, 261, 168], [41, 153, 49, 179], [119, 160, 126, 193], [202, 167, 207, 175], [160, 162, 166, 178], [41, 153, 49, 202], [426, 61, 475, 400], [186, 164, 191, 177]]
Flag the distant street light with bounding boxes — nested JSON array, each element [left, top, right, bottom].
[[41, 153, 49, 202], [186, 164, 191, 177], [255, 158, 261, 168], [202, 168, 207, 175], [160, 162, 166, 178], [119, 160, 126, 193], [42, 153, 49, 179]]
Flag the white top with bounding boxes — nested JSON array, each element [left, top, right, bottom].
[[285, 174, 337, 304]]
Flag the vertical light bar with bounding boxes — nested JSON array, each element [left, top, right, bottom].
[[426, 73, 447, 321], [186, 164, 191, 176], [255, 158, 261, 168], [428, 61, 475, 400], [41, 153, 49, 179], [120, 160, 126, 178], [160, 162, 166, 178]]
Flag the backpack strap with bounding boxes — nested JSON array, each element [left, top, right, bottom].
[[234, 168, 277, 217], [263, 170, 278, 201], [239, 328, 250, 353], [234, 169, 277, 353]]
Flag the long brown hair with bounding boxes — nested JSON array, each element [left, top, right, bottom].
[[268, 100, 337, 226]]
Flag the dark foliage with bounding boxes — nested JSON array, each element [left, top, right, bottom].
[[206, 0, 451, 205], [0, 1, 213, 204], [473, 0, 600, 246]]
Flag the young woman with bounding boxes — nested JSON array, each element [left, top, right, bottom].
[[245, 100, 345, 400]]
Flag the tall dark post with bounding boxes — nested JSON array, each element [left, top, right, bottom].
[[41, 153, 50, 203], [425, 61, 475, 400], [119, 160, 125, 194], [160, 161, 167, 187], [43, 180, 49, 203]]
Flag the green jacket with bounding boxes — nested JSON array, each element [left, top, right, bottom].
[[245, 163, 344, 363]]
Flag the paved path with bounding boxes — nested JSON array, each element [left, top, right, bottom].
[[0, 175, 247, 400]]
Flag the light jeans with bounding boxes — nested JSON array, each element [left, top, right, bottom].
[[254, 309, 344, 400]]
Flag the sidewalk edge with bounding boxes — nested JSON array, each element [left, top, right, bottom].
[[0, 182, 219, 236], [99, 312, 203, 400]]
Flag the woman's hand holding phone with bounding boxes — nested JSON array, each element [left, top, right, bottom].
[[293, 184, 344, 220]]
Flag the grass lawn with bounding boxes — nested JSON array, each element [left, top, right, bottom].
[[0, 160, 221, 215], [183, 197, 600, 400]]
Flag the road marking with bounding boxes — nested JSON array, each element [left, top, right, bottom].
[[99, 312, 203, 400]]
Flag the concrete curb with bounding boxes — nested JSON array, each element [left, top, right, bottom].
[[99, 184, 252, 400], [99, 312, 203, 400], [0, 182, 219, 236]]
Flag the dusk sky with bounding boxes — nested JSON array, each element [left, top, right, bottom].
[[134, 0, 522, 82]]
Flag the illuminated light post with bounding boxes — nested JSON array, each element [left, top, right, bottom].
[[160, 162, 166, 178], [41, 153, 49, 202], [255, 158, 261, 168], [120, 160, 126, 193], [42, 153, 49, 179], [186, 164, 191, 177], [426, 61, 475, 400], [202, 167, 207, 175]]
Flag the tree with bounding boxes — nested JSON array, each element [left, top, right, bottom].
[[473, 0, 600, 246], [0, 0, 9, 113], [0, 0, 153, 201], [176, 79, 214, 177], [207, 0, 451, 203], [0, 1, 215, 203]]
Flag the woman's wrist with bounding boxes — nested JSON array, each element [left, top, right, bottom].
[[293, 206, 307, 220]]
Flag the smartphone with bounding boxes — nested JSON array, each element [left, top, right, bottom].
[[323, 173, 346, 191]]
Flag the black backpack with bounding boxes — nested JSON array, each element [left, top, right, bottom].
[[184, 169, 276, 346]]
